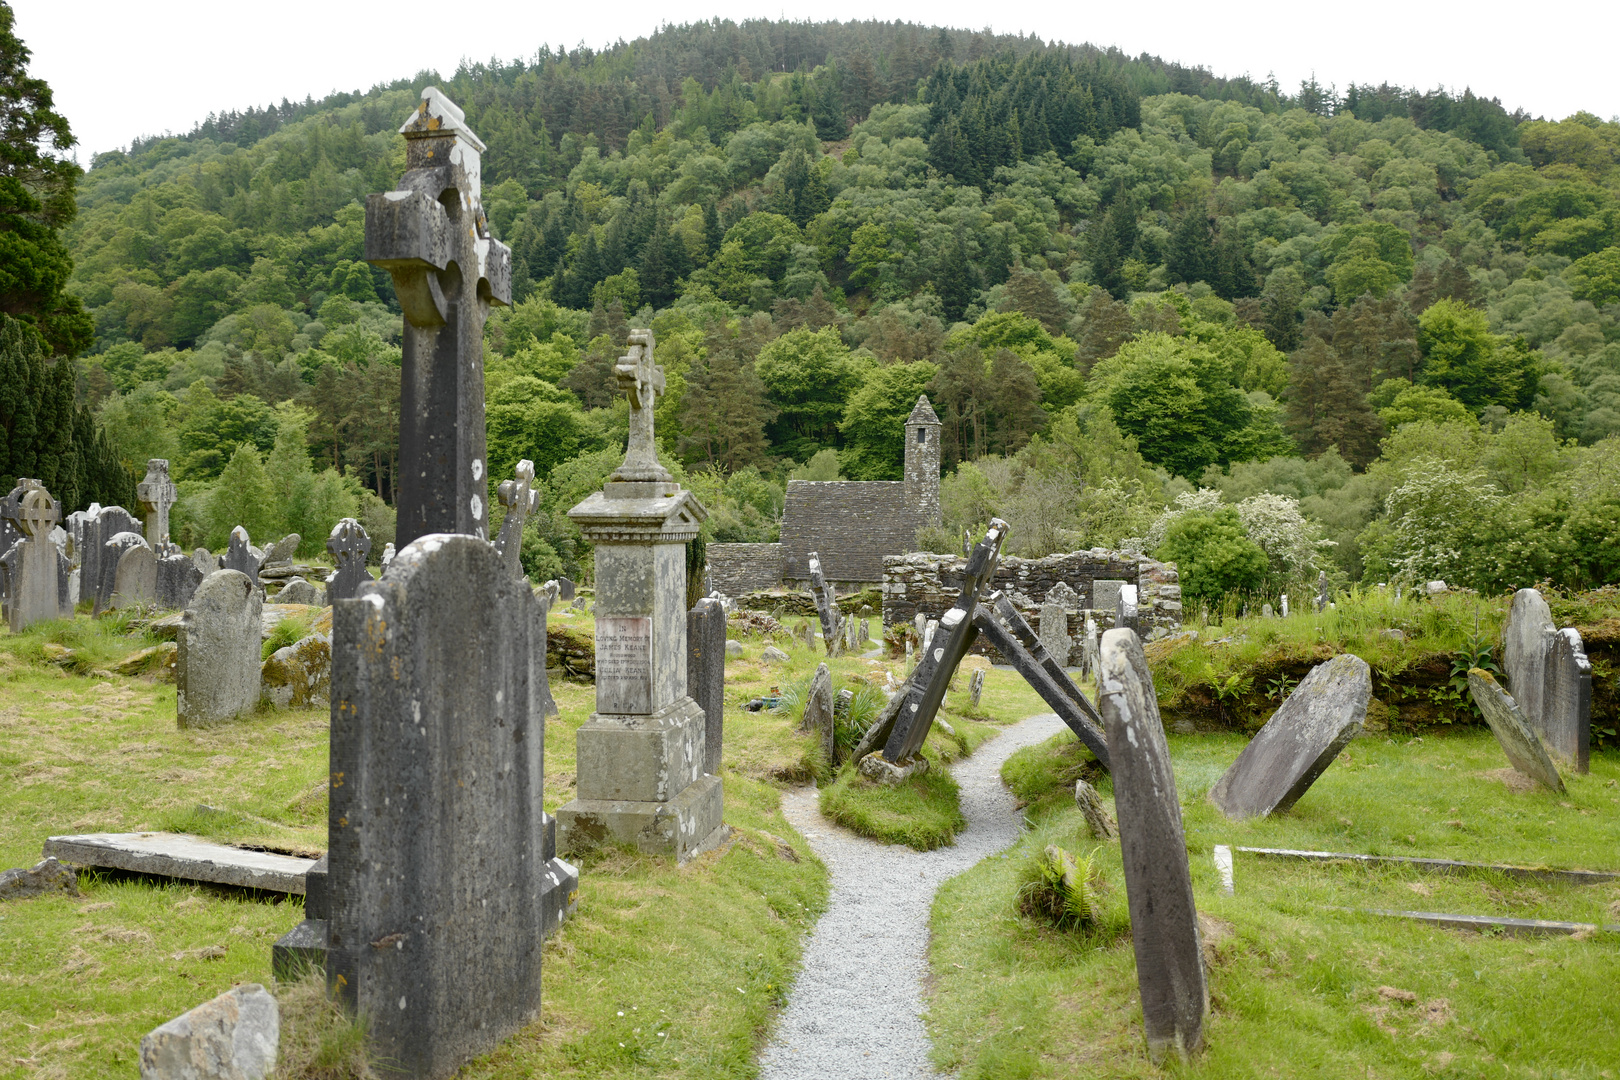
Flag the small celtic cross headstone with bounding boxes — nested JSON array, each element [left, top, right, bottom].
[[324, 518, 372, 602], [19, 486, 59, 541], [609, 329, 671, 484], [493, 459, 538, 579], [136, 459, 178, 552], [2, 486, 69, 631]]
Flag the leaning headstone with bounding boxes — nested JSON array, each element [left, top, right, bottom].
[[220, 526, 262, 587], [687, 597, 726, 775], [802, 662, 835, 764], [192, 547, 215, 577], [493, 459, 538, 580], [323, 518, 372, 603], [1095, 628, 1206, 1062], [274, 577, 321, 606], [557, 328, 723, 862], [155, 551, 204, 610], [806, 552, 840, 655], [969, 667, 985, 708], [971, 596, 1110, 766], [1092, 579, 1127, 623], [323, 534, 572, 1077], [1466, 669, 1566, 792], [367, 86, 511, 548], [135, 458, 179, 553], [95, 531, 150, 615], [111, 540, 158, 609], [1208, 654, 1371, 820], [1074, 779, 1116, 839], [1, 487, 70, 631], [1039, 594, 1073, 667], [138, 983, 278, 1080], [557, 576, 576, 601], [262, 533, 301, 567], [177, 571, 263, 729]]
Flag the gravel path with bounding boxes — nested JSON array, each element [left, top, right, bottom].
[[759, 712, 1067, 1080]]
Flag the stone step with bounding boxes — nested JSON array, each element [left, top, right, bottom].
[[43, 832, 317, 894]]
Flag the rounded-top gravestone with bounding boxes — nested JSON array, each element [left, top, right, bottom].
[[177, 570, 263, 729]]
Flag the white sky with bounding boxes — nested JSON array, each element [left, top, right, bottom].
[[15, 0, 1618, 160]]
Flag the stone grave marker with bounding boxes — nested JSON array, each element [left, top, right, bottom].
[[95, 531, 149, 615], [1208, 654, 1371, 820], [557, 576, 575, 601], [914, 611, 927, 647], [687, 596, 726, 775], [1316, 571, 1330, 612], [803, 662, 835, 764], [139, 983, 279, 1080], [274, 577, 321, 606], [177, 570, 262, 728], [1502, 588, 1590, 772], [1466, 669, 1565, 792], [493, 458, 538, 580], [1, 486, 70, 631], [135, 458, 178, 552], [878, 520, 1010, 763], [1096, 628, 1207, 1062], [156, 551, 204, 610], [1074, 779, 1116, 839], [322, 534, 573, 1077], [220, 526, 263, 586], [367, 87, 511, 548], [1280, 594, 1289, 617], [969, 667, 985, 708], [557, 328, 722, 862], [82, 506, 140, 614], [323, 518, 372, 603], [263, 533, 301, 567], [1081, 612, 1100, 679], [1261, 602, 1274, 619], [1039, 586, 1075, 667], [379, 542, 395, 573], [1092, 579, 1127, 623], [806, 552, 840, 655], [111, 539, 157, 609], [192, 547, 215, 577]]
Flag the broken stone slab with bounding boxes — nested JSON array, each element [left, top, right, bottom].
[[1234, 846, 1620, 886], [1074, 779, 1116, 839], [802, 662, 835, 764], [260, 633, 332, 709], [139, 983, 278, 1080], [271, 577, 321, 606], [1354, 908, 1620, 938], [0, 856, 78, 899], [1208, 654, 1371, 820], [1466, 669, 1565, 792], [43, 833, 315, 894], [857, 751, 928, 786], [1096, 628, 1206, 1063], [762, 645, 789, 663]]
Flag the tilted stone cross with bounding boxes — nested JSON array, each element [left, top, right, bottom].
[[136, 459, 178, 552], [493, 459, 538, 578], [610, 329, 672, 484]]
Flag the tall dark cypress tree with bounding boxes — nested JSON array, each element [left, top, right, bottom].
[[1090, 197, 1138, 300], [936, 237, 978, 324], [1167, 211, 1217, 287]]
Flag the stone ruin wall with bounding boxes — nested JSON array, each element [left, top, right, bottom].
[[706, 543, 785, 597], [881, 549, 1183, 646]]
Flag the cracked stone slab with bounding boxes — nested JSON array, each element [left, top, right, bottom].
[[42, 833, 315, 894]]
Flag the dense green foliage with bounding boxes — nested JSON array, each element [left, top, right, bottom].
[[48, 17, 1620, 588]]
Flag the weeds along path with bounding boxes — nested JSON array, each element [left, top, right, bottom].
[[760, 712, 1068, 1080]]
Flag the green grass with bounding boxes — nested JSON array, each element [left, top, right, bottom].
[[818, 751, 968, 851], [926, 729, 1620, 1079]]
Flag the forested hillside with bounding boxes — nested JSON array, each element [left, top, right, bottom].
[[61, 18, 1620, 597]]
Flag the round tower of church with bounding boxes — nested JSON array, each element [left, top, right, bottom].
[[903, 395, 942, 526]]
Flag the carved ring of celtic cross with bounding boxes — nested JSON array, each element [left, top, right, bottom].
[[19, 488, 57, 540]]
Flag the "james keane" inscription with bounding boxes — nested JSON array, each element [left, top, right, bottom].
[[597, 616, 653, 714]]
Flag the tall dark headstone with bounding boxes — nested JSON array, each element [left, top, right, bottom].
[[83, 506, 140, 614], [493, 459, 537, 580], [1207, 654, 1370, 820], [806, 552, 840, 655], [1503, 588, 1591, 772], [687, 597, 726, 775], [971, 600, 1110, 767], [1096, 628, 1206, 1062], [325, 535, 573, 1077], [220, 526, 263, 587], [156, 552, 205, 611], [95, 531, 149, 615], [136, 459, 178, 553], [556, 576, 576, 601], [366, 87, 510, 548], [324, 518, 372, 603]]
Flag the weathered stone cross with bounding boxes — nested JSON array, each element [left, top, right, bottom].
[[610, 329, 672, 485], [493, 459, 538, 578], [19, 487, 59, 541], [136, 459, 178, 552]]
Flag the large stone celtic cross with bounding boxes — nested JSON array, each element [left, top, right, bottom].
[[136, 459, 178, 551], [610, 329, 672, 485], [19, 487, 59, 541]]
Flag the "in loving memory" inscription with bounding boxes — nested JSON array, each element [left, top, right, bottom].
[[596, 616, 653, 714]]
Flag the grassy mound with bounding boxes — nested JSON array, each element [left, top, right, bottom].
[[819, 750, 967, 850]]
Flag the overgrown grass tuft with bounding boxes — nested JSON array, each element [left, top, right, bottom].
[[274, 972, 376, 1079], [819, 750, 967, 850], [0, 608, 158, 675], [262, 612, 315, 659]]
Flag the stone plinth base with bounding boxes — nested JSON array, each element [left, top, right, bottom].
[[557, 773, 726, 863]]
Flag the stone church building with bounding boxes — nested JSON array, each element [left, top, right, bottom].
[[708, 396, 943, 592]]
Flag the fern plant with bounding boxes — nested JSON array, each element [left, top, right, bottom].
[[1017, 845, 1107, 931]]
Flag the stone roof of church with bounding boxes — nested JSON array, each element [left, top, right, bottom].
[[781, 481, 927, 583], [905, 395, 940, 426]]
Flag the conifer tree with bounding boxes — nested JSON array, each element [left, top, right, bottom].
[[1166, 211, 1217, 287]]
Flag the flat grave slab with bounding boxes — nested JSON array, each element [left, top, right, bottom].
[[1236, 846, 1620, 886], [43, 832, 315, 894], [1355, 908, 1620, 938]]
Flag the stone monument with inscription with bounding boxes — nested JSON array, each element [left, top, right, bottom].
[[556, 329, 724, 862], [366, 87, 511, 548]]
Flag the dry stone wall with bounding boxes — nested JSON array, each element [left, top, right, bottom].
[[707, 542, 784, 596], [882, 549, 1182, 647]]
